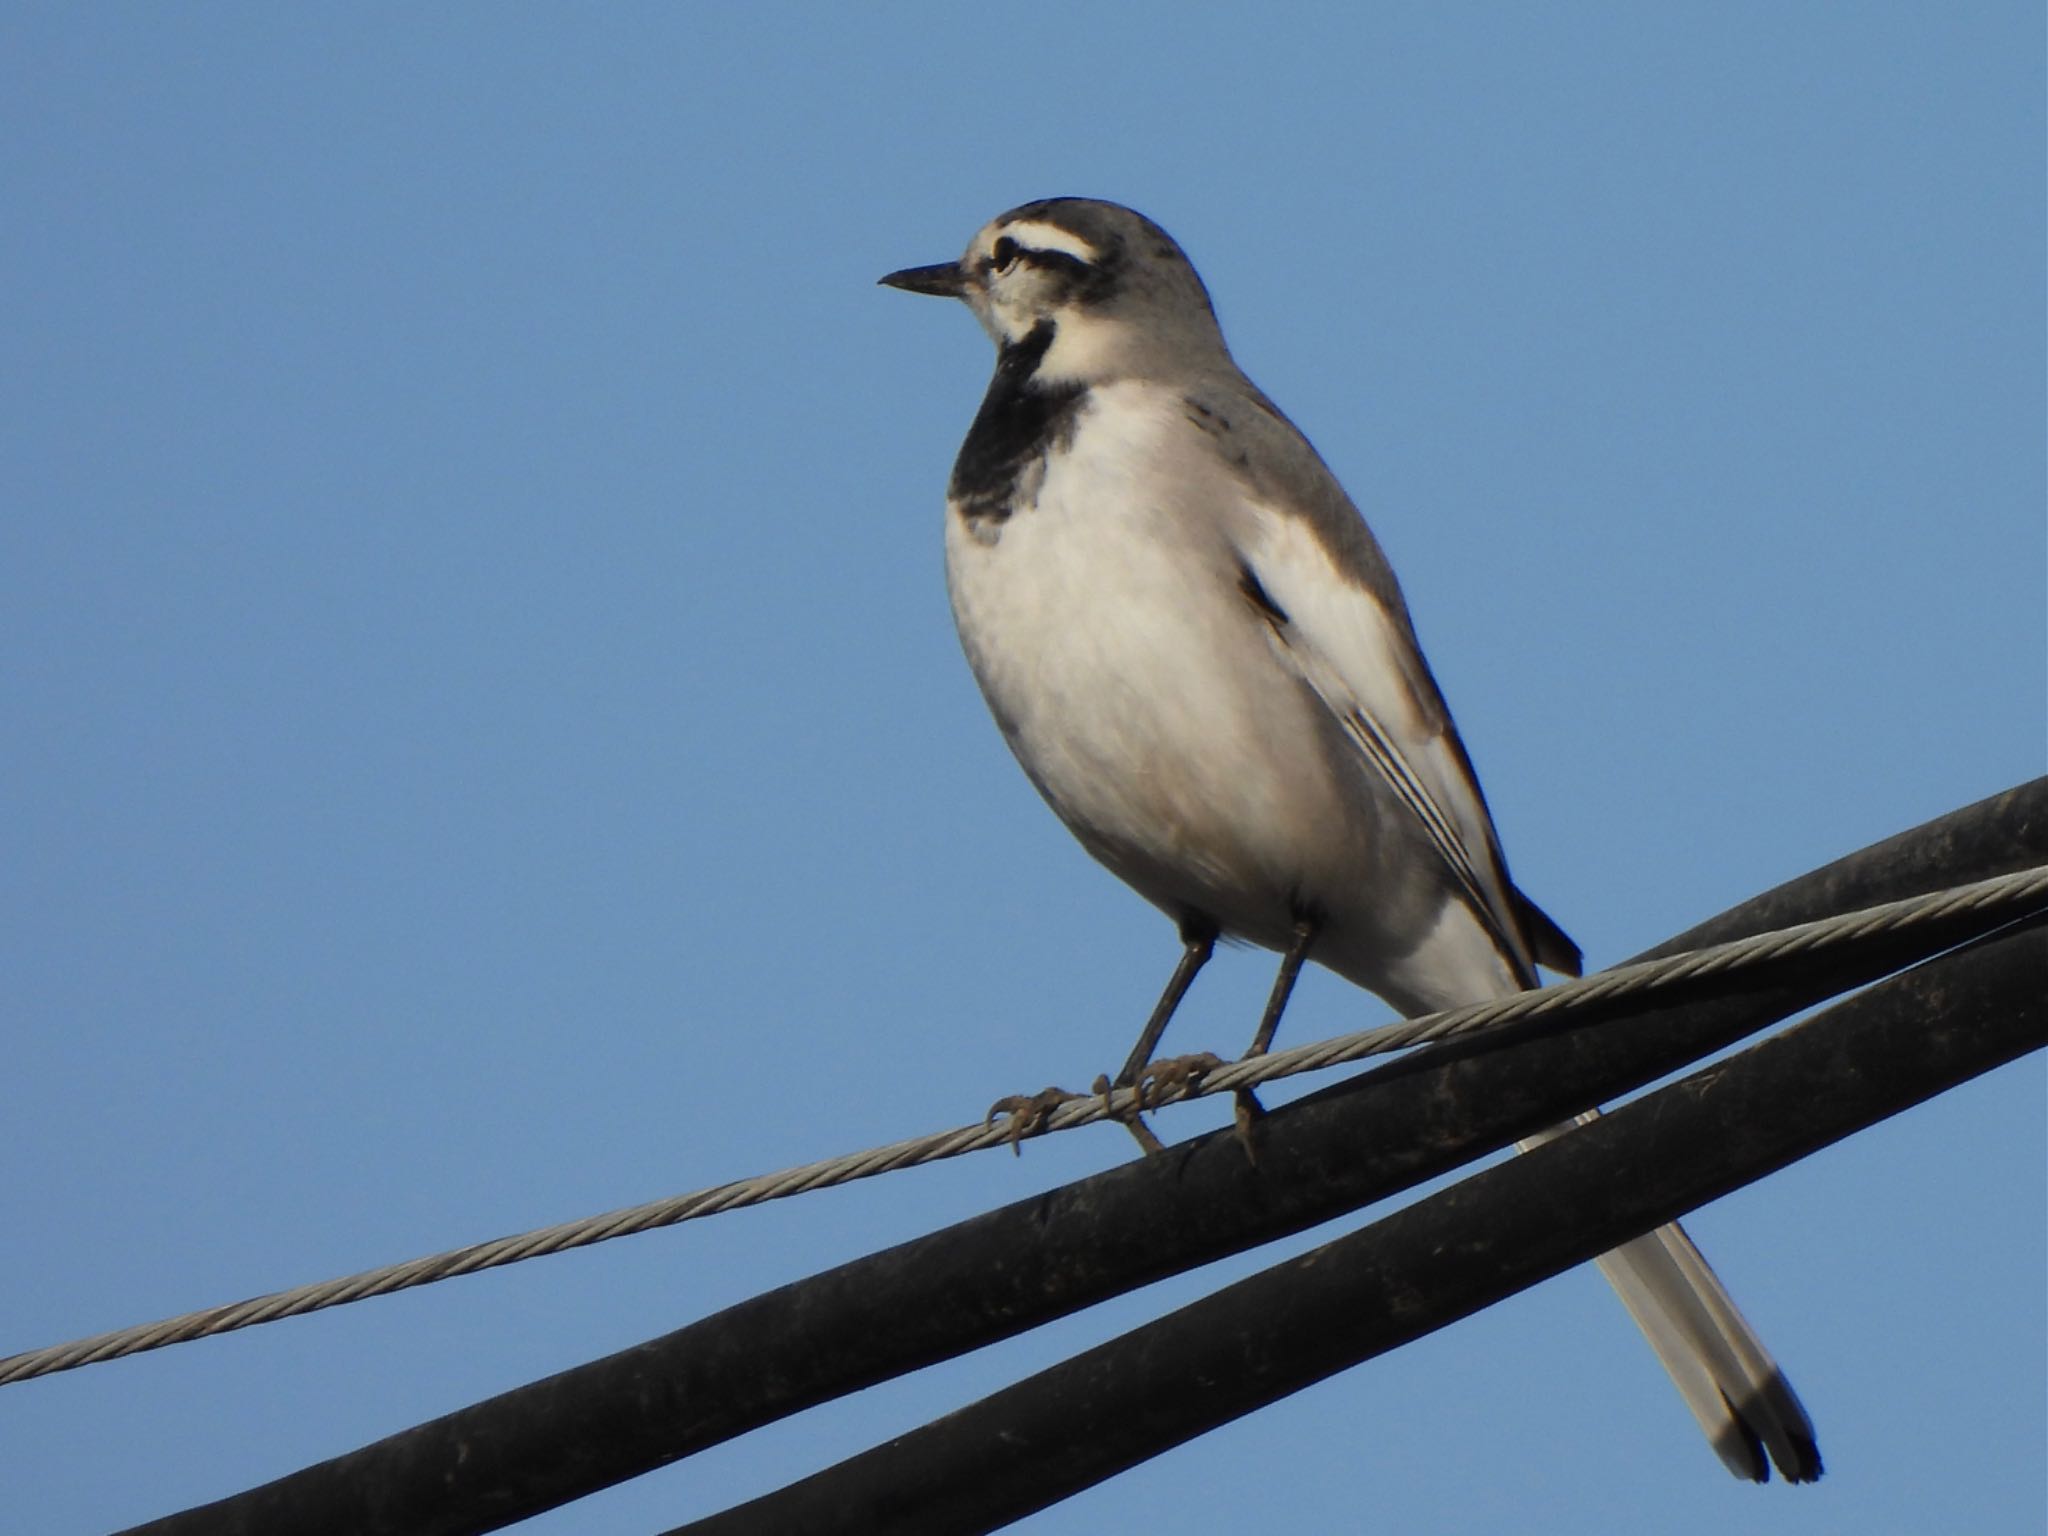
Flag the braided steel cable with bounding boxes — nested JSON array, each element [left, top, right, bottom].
[[4, 862, 2043, 1389]]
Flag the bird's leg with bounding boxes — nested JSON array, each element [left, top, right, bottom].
[[1113, 917, 1217, 1088], [1246, 916, 1318, 1058], [991, 917, 1218, 1158], [1097, 917, 1219, 1154], [1234, 916, 1319, 1160]]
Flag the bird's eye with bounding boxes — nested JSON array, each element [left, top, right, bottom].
[[991, 236, 1020, 273]]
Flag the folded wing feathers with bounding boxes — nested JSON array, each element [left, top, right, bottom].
[[1235, 501, 1556, 981], [1338, 702, 1507, 948]]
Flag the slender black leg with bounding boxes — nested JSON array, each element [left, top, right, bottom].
[[1234, 917, 1318, 1164], [1097, 918, 1221, 1158], [1245, 917, 1319, 1059], [1112, 917, 1217, 1089]]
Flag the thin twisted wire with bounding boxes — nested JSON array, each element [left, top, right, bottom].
[[5, 864, 2043, 1389]]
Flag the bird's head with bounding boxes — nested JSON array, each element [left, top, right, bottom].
[[881, 198, 1229, 384]]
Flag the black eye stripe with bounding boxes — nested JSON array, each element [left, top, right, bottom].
[[1019, 247, 1089, 276], [989, 235, 1092, 279]]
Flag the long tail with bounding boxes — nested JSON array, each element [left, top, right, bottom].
[[1343, 885, 1819, 1478], [1519, 1114, 1823, 1482]]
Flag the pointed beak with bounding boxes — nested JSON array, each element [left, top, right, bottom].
[[879, 261, 969, 299]]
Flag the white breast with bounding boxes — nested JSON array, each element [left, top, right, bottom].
[[943, 382, 1370, 948]]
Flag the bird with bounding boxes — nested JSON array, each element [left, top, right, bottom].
[[880, 196, 1820, 1483]]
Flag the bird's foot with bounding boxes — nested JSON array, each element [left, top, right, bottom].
[[1133, 1051, 1225, 1110], [1090, 1073, 1167, 1156], [985, 1086, 1081, 1155], [1091, 1051, 1227, 1158]]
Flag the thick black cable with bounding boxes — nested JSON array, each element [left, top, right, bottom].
[[118, 779, 2047, 1536], [670, 922, 2045, 1535]]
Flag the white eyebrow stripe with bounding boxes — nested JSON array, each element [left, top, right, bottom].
[[1000, 220, 1100, 263]]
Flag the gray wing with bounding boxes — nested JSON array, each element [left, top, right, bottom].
[[1186, 378, 1580, 980]]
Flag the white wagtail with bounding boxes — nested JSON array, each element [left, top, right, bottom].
[[881, 197, 1820, 1483]]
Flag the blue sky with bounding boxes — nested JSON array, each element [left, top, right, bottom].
[[3, 6, 2041, 1533]]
